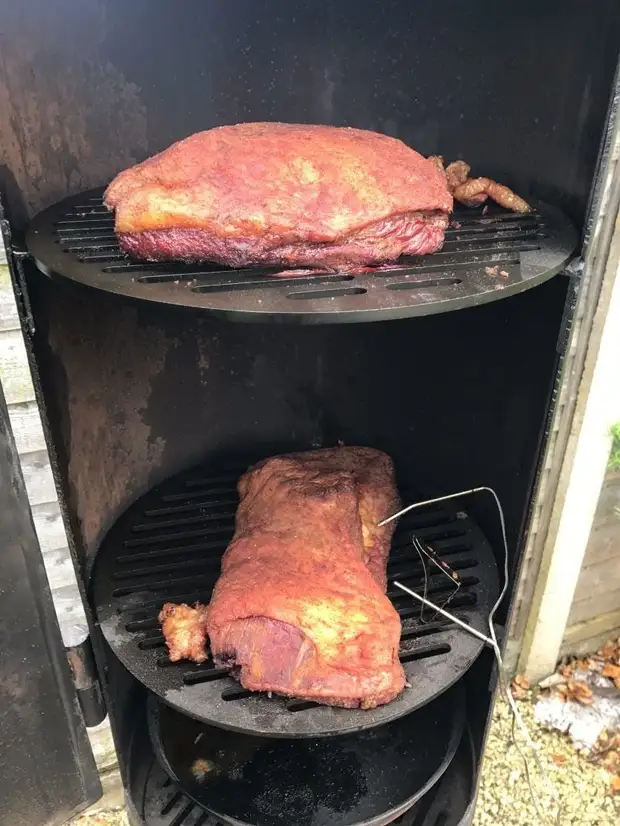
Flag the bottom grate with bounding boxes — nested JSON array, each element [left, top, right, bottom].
[[147, 683, 464, 826], [141, 726, 474, 826], [93, 454, 499, 737]]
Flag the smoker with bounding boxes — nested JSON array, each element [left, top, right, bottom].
[[1, 2, 619, 825]]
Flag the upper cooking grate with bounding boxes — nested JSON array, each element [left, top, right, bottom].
[[92, 455, 499, 737], [26, 188, 577, 323]]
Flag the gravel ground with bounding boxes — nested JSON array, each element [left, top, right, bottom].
[[69, 697, 619, 826], [473, 697, 619, 826]]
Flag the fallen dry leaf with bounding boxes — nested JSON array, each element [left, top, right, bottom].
[[610, 774, 620, 795], [589, 730, 620, 777], [510, 674, 530, 699], [551, 753, 567, 765], [565, 679, 594, 705], [600, 639, 620, 662], [602, 750, 620, 773], [602, 664, 620, 680]]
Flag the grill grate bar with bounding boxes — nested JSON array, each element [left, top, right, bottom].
[[123, 524, 234, 548], [143, 498, 238, 517], [132, 510, 237, 532], [121, 568, 479, 627], [66, 237, 542, 273], [117, 538, 231, 564], [161, 487, 238, 502], [444, 220, 541, 236], [115, 535, 472, 567]]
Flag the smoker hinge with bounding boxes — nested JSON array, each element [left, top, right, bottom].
[[1, 218, 35, 336], [10, 245, 35, 337], [66, 637, 107, 728]]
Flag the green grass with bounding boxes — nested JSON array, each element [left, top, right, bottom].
[[609, 422, 620, 471]]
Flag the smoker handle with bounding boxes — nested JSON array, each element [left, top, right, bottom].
[[66, 637, 107, 728]]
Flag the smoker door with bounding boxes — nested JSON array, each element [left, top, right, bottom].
[[0, 380, 101, 824]]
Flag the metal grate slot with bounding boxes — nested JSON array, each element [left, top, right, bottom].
[[93, 457, 499, 737], [399, 644, 451, 663], [27, 187, 577, 323], [386, 278, 463, 291], [191, 274, 356, 293], [286, 286, 368, 299], [390, 256, 518, 274], [183, 668, 229, 684]]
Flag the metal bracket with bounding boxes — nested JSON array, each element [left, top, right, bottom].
[[555, 258, 583, 355], [66, 636, 107, 728], [0, 215, 35, 336]]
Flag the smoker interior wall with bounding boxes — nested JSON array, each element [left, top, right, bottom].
[[0, 1, 618, 228], [28, 269, 568, 588]]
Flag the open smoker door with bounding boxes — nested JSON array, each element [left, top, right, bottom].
[[0, 380, 101, 824]]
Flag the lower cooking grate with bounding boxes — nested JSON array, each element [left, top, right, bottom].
[[26, 188, 577, 322], [93, 454, 498, 737], [147, 684, 464, 826], [140, 726, 474, 826]]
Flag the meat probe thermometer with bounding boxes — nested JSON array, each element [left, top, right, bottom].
[[378, 486, 508, 653]]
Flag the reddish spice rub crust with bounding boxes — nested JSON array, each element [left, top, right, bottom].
[[206, 447, 405, 709], [105, 123, 452, 270]]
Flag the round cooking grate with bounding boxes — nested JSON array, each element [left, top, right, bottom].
[[26, 188, 577, 323], [147, 684, 465, 826], [138, 722, 475, 826], [92, 457, 499, 737]]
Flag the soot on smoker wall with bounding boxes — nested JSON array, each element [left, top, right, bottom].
[[28, 269, 567, 579]]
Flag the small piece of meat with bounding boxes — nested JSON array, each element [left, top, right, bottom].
[[453, 178, 531, 213], [104, 123, 452, 270], [159, 602, 209, 664], [444, 160, 470, 192], [436, 157, 531, 213]]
